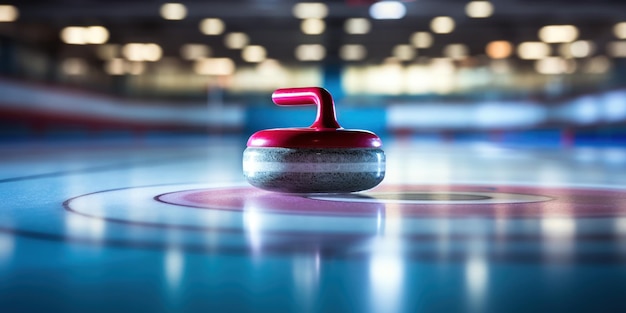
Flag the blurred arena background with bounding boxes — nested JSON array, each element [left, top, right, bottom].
[[1, 0, 626, 145]]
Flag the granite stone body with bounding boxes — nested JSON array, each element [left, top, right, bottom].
[[244, 87, 386, 194], [243, 147, 386, 193]]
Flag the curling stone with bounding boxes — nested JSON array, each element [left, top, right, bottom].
[[243, 87, 385, 193]]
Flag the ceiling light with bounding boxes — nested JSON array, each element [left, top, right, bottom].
[[392, 44, 415, 61], [242, 45, 267, 63], [431, 16, 455, 34], [160, 3, 187, 20], [180, 44, 210, 60], [535, 57, 568, 74], [122, 43, 144, 61], [0, 5, 18, 22], [538, 25, 579, 43], [485, 40, 512, 59], [61, 26, 109, 45], [411, 32, 433, 48], [369, 1, 406, 20], [60, 27, 86, 45], [224, 32, 249, 49], [199, 18, 225, 35], [568, 40, 595, 58], [295, 44, 326, 61], [340, 44, 367, 61], [292, 2, 328, 19], [345, 18, 371, 35], [122, 43, 162, 62], [517, 42, 550, 60], [301, 18, 325, 35], [613, 22, 626, 39], [194, 58, 235, 75], [85, 26, 109, 44], [143, 43, 162, 61], [465, 1, 494, 18]]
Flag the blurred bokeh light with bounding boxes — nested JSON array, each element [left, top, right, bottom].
[[0, 0, 624, 144]]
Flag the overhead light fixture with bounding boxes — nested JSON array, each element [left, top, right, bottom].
[[60, 27, 87, 45], [485, 41, 512, 59], [122, 43, 144, 61], [613, 22, 626, 39], [538, 25, 579, 43], [224, 32, 249, 49], [369, 1, 406, 20], [430, 16, 455, 34], [295, 44, 326, 61], [60, 26, 110, 45], [242, 45, 267, 63], [160, 3, 187, 20], [292, 2, 328, 19], [411, 32, 433, 48], [0, 5, 19, 22], [340, 44, 367, 61], [199, 18, 225, 35], [344, 18, 371, 35], [465, 1, 494, 18], [535, 57, 570, 75], [517, 42, 550, 60], [143, 44, 162, 61], [565, 40, 595, 58], [301, 18, 325, 35], [122, 43, 163, 62], [85, 26, 109, 44]]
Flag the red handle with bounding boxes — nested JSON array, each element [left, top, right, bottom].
[[272, 87, 341, 129]]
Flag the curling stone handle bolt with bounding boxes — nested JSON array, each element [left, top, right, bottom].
[[272, 87, 341, 130]]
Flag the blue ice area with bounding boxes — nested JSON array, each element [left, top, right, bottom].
[[0, 136, 625, 312], [2, 240, 625, 313]]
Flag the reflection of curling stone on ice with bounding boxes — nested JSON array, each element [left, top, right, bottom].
[[243, 87, 386, 193], [241, 192, 386, 237]]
